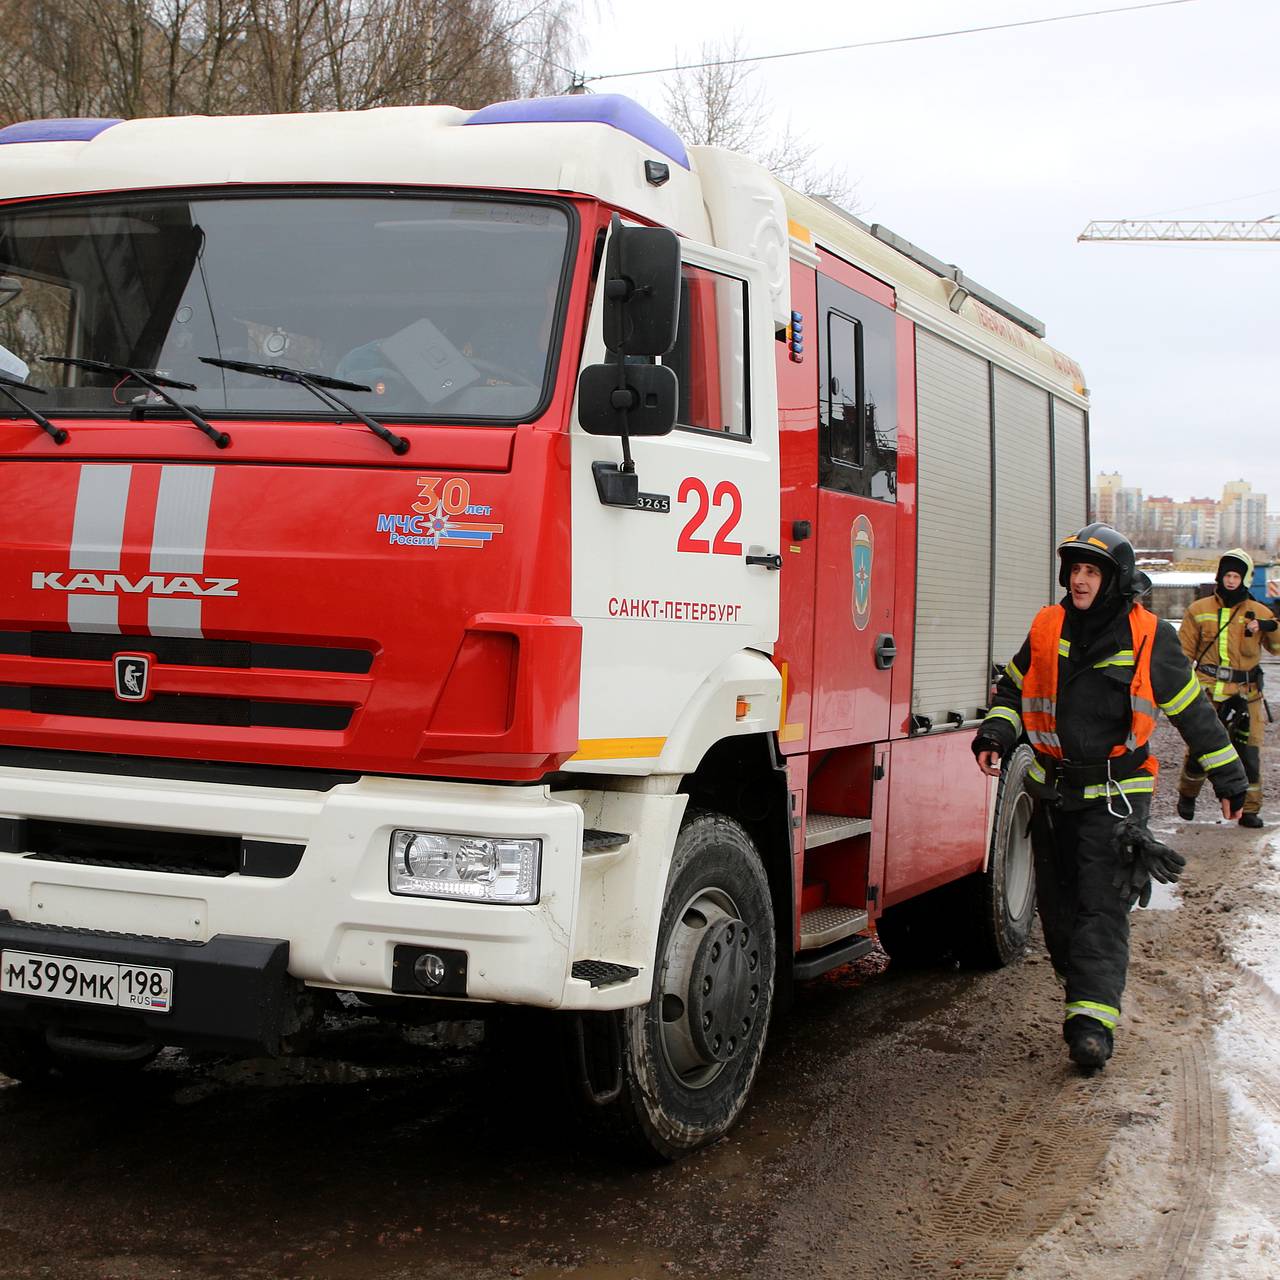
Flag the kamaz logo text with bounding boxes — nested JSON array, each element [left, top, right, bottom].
[[32, 571, 239, 598]]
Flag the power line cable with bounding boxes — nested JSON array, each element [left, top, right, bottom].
[[1147, 186, 1280, 217], [584, 0, 1200, 83]]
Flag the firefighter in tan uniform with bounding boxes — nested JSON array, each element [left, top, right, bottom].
[[1177, 549, 1278, 829], [972, 525, 1246, 1071]]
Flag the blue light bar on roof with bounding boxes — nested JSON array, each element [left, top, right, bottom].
[[0, 118, 123, 145], [464, 94, 689, 170]]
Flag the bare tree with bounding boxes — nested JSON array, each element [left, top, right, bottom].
[[662, 35, 858, 209], [0, 0, 578, 126]]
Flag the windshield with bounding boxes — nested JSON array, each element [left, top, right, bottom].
[[0, 193, 572, 422]]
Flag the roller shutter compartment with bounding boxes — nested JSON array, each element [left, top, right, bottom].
[[912, 329, 992, 726]]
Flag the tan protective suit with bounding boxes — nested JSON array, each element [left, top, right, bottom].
[[1177, 550, 1278, 816]]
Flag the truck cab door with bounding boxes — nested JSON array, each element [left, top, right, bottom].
[[569, 237, 781, 768]]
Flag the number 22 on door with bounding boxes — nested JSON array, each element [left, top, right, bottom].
[[677, 478, 743, 555]]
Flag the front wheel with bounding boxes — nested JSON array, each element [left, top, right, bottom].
[[603, 810, 775, 1161]]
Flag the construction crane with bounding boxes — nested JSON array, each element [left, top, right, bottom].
[[1079, 218, 1280, 242]]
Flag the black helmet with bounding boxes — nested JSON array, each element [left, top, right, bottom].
[[1056, 523, 1139, 598]]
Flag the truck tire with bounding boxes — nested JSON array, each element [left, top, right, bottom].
[[602, 810, 775, 1161], [956, 744, 1037, 968]]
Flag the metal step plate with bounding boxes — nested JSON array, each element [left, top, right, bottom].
[[582, 828, 631, 853], [798, 904, 869, 951], [805, 813, 873, 849]]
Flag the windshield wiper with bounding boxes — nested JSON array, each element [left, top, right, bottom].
[[199, 357, 408, 455], [40, 355, 230, 449], [0, 370, 67, 444]]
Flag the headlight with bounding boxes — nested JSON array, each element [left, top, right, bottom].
[[389, 830, 541, 904]]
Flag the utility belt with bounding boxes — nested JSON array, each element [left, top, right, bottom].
[[1034, 744, 1149, 789], [1197, 662, 1259, 685]]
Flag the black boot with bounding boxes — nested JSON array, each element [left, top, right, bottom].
[[1064, 1015, 1113, 1070], [1240, 813, 1264, 829], [1176, 795, 1195, 821]]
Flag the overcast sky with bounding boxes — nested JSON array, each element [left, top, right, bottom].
[[576, 0, 1279, 508]]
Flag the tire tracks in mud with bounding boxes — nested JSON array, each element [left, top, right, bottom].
[[906, 1025, 1230, 1280], [907, 1076, 1120, 1279], [1149, 1035, 1227, 1280]]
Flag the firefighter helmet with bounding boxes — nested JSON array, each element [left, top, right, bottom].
[[1056, 523, 1139, 597], [1216, 547, 1254, 585]]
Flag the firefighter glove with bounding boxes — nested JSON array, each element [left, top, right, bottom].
[[1111, 817, 1185, 906], [971, 732, 1004, 761]]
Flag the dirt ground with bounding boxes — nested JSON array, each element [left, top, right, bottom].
[[0, 665, 1276, 1280]]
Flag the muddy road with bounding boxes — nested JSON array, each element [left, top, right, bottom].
[[1, 702, 1277, 1280]]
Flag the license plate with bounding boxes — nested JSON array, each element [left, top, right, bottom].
[[0, 950, 173, 1014]]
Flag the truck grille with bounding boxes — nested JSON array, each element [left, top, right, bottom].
[[0, 630, 371, 732], [0, 631, 373, 673], [0, 686, 351, 730]]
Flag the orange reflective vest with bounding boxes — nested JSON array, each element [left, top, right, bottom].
[[1021, 604, 1160, 776]]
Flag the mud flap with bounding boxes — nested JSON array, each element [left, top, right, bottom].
[[569, 1011, 623, 1106]]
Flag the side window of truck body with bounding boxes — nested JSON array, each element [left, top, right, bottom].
[[817, 274, 897, 501]]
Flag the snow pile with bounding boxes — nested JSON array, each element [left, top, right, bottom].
[[1217, 1015, 1280, 1175], [1204, 836, 1280, 1274], [1144, 879, 1182, 911], [1227, 841, 1280, 996]]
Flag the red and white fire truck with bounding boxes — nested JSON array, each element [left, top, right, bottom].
[[0, 95, 1087, 1156]]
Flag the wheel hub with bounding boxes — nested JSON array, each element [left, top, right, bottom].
[[1005, 792, 1035, 919], [658, 888, 763, 1087], [687, 916, 756, 1064]]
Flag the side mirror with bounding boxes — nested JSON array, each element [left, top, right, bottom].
[[602, 215, 680, 356], [578, 360, 677, 438], [579, 216, 682, 508], [0, 276, 21, 308]]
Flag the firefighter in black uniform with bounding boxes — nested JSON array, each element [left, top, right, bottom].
[[971, 525, 1247, 1070]]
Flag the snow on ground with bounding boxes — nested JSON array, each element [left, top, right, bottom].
[[1224, 840, 1280, 994], [1201, 836, 1280, 1276]]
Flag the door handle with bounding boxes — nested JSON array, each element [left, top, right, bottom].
[[874, 633, 897, 670], [745, 552, 783, 570]]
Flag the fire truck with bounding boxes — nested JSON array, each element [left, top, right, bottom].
[[0, 95, 1088, 1157]]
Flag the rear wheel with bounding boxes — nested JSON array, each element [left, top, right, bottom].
[[601, 810, 775, 1161], [957, 744, 1037, 968]]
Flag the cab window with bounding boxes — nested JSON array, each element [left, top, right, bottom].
[[661, 263, 749, 438]]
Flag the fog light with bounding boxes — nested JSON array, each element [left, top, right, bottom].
[[389, 829, 541, 903], [413, 953, 447, 988]]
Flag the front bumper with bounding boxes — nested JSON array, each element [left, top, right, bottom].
[[0, 764, 605, 1014], [0, 914, 292, 1052]]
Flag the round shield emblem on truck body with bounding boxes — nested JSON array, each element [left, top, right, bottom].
[[851, 515, 873, 631]]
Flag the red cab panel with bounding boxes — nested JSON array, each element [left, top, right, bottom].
[[0, 427, 576, 780]]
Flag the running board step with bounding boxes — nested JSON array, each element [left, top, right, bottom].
[[582, 828, 631, 853], [805, 814, 872, 849], [571, 960, 640, 988], [798, 904, 869, 951], [793, 933, 877, 982]]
